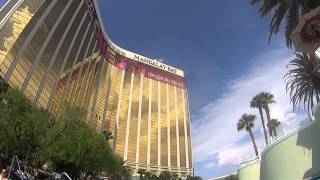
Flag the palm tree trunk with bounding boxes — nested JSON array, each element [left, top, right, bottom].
[[258, 107, 268, 145], [273, 128, 277, 137], [264, 105, 273, 138], [248, 128, 259, 157]]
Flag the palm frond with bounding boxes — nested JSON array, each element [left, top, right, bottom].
[[237, 114, 256, 132], [250, 0, 320, 47], [268, 118, 281, 128], [268, 1, 288, 42], [285, 0, 300, 48], [284, 53, 320, 112], [260, 0, 280, 17]]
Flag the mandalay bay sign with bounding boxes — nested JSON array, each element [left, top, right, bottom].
[[84, 0, 183, 77]]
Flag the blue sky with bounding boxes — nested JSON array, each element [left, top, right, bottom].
[[0, 1, 4, 9], [98, 1, 307, 179], [0, 0, 306, 179]]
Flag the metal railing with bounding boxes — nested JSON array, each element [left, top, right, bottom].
[[261, 118, 314, 155], [239, 156, 260, 169]]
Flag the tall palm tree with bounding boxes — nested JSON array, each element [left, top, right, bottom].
[[237, 114, 259, 157], [260, 92, 276, 138], [250, 0, 320, 47], [250, 94, 268, 145], [268, 119, 281, 137], [285, 53, 320, 113]]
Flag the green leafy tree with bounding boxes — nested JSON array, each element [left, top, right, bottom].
[[0, 87, 128, 179], [0, 76, 9, 93], [285, 53, 320, 113], [0, 88, 55, 161], [237, 114, 259, 156], [250, 0, 320, 47], [40, 107, 121, 179], [109, 160, 132, 180], [250, 94, 269, 145], [268, 119, 281, 137], [260, 92, 276, 138]]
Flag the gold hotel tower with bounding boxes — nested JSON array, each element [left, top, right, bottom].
[[0, 0, 193, 176]]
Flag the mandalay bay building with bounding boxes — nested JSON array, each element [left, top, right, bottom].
[[0, 0, 193, 176]]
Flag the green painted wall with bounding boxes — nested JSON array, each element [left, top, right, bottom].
[[260, 122, 320, 180], [238, 161, 260, 180]]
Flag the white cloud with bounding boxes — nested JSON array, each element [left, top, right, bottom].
[[192, 46, 307, 165], [217, 138, 264, 167], [204, 162, 216, 169]]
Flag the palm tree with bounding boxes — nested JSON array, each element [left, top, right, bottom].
[[250, 0, 320, 47], [260, 92, 276, 138], [268, 119, 281, 137], [285, 53, 320, 113], [250, 94, 268, 145], [237, 114, 259, 156]]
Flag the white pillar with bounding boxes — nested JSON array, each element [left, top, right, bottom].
[[147, 79, 152, 168], [167, 83, 171, 168], [182, 89, 189, 168], [174, 87, 181, 174], [101, 66, 114, 132], [135, 75, 144, 170], [124, 73, 134, 160], [157, 81, 161, 170], [113, 70, 125, 151], [90, 58, 107, 127]]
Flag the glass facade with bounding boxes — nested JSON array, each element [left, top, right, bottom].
[[0, 0, 193, 176]]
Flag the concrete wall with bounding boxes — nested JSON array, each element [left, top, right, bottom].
[[238, 160, 260, 180], [259, 108, 320, 180]]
